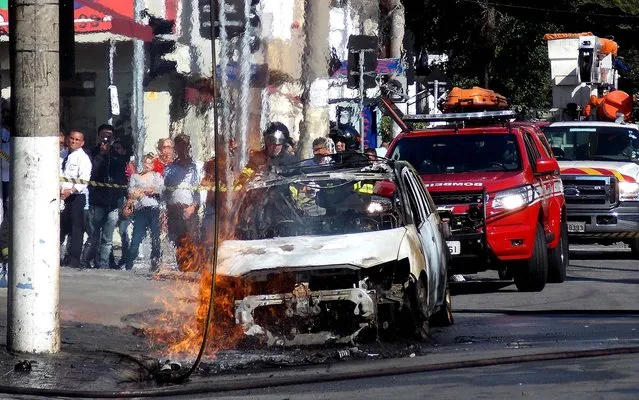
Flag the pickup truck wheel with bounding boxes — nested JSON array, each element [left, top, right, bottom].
[[430, 284, 454, 327], [512, 223, 548, 292], [548, 220, 568, 283]]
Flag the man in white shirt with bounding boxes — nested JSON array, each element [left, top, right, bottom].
[[60, 130, 92, 268]]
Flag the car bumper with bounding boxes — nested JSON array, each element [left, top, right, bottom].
[[234, 288, 377, 346], [566, 202, 639, 239], [447, 206, 539, 268]]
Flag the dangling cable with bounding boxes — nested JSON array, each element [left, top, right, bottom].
[[155, 0, 221, 383]]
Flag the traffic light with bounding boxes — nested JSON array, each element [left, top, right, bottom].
[[144, 12, 177, 86], [199, 0, 261, 46], [60, 0, 75, 81], [347, 35, 378, 90]]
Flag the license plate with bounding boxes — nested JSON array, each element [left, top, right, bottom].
[[567, 222, 585, 233], [447, 241, 461, 255]]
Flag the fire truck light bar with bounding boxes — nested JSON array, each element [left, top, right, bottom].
[[403, 110, 516, 122]]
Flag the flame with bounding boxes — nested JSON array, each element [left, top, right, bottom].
[[145, 236, 252, 358]]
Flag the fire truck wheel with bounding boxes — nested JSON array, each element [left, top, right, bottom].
[[548, 220, 568, 283], [512, 223, 548, 292], [430, 284, 454, 327]]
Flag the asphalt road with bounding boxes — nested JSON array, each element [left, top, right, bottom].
[[0, 243, 638, 398]]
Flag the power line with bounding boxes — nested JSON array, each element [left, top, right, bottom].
[[459, 0, 639, 20]]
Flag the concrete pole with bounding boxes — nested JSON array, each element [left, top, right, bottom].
[[299, 0, 330, 159], [7, 0, 61, 353], [388, 0, 405, 138], [132, 0, 146, 170]]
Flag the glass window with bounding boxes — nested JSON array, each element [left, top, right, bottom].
[[543, 126, 639, 162], [390, 133, 522, 174]]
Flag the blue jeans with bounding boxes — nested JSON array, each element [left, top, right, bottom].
[[126, 207, 161, 270], [82, 204, 121, 268]]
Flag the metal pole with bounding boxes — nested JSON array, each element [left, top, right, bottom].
[[434, 79, 439, 112], [107, 39, 116, 125], [8, 0, 61, 353], [132, 0, 146, 170], [359, 49, 365, 153]]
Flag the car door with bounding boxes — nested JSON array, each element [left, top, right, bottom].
[[522, 130, 551, 221], [400, 166, 442, 310], [410, 169, 448, 304]]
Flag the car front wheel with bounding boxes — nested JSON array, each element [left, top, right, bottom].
[[430, 284, 454, 326], [511, 223, 548, 292]]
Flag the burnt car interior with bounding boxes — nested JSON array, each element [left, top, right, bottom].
[[235, 177, 403, 240]]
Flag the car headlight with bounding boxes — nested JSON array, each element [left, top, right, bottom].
[[619, 181, 639, 201], [492, 185, 536, 211]]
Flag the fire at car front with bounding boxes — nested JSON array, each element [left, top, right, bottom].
[[216, 170, 420, 346]]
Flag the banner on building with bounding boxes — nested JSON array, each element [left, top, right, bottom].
[[0, 0, 169, 39]]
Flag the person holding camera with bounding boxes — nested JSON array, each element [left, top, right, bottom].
[[81, 128, 128, 269]]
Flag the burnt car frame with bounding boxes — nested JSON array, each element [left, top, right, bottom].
[[217, 159, 453, 346]]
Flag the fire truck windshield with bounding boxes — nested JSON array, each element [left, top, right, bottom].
[[390, 133, 522, 174], [544, 126, 639, 162]]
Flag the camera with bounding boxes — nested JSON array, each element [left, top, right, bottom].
[[101, 137, 112, 145]]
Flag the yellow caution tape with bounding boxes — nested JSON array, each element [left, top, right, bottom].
[[0, 151, 7, 162]]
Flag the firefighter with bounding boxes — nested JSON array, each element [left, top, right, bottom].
[[244, 122, 299, 175]]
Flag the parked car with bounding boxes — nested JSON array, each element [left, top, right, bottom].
[[386, 112, 567, 292], [217, 158, 453, 346]]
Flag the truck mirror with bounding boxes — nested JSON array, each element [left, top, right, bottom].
[[536, 158, 559, 175]]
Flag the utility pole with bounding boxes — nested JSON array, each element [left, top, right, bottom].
[[299, 0, 330, 159], [389, 0, 405, 138], [132, 0, 146, 170], [8, 0, 61, 353]]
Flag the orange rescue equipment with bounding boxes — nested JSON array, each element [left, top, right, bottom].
[[443, 86, 509, 112], [585, 90, 633, 122]]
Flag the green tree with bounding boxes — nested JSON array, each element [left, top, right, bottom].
[[405, 0, 639, 111]]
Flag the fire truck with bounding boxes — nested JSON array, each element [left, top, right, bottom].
[[382, 87, 567, 292], [541, 33, 639, 256]]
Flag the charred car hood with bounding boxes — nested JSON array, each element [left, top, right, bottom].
[[217, 228, 407, 277], [420, 171, 527, 194]]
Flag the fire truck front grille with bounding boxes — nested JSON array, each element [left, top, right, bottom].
[[430, 192, 484, 205], [561, 175, 617, 209]]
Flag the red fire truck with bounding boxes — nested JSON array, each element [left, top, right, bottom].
[[382, 88, 567, 292]]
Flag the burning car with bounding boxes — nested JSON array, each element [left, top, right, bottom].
[[217, 159, 453, 346]]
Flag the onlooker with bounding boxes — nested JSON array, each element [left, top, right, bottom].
[[164, 134, 201, 254], [60, 131, 92, 268], [364, 147, 377, 161], [153, 138, 174, 175], [113, 139, 134, 268], [124, 153, 163, 271], [82, 137, 128, 269], [91, 124, 115, 158]]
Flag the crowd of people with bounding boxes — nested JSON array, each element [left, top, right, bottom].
[[55, 120, 385, 272]]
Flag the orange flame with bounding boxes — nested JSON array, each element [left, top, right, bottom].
[[146, 237, 252, 358]]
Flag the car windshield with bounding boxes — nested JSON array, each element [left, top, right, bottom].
[[543, 126, 639, 162], [389, 133, 522, 174], [235, 177, 402, 240]]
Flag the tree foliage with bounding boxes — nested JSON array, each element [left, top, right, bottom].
[[404, 0, 639, 111]]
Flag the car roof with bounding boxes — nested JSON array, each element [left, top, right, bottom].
[[548, 121, 639, 130]]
